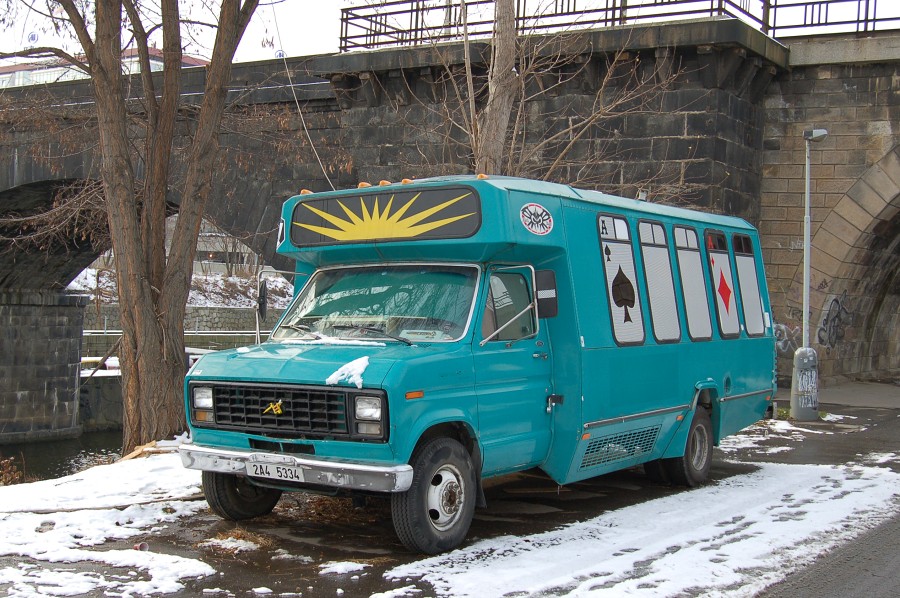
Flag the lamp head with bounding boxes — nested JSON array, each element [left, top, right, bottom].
[[803, 128, 828, 142]]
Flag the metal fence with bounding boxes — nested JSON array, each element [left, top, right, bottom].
[[339, 0, 900, 51]]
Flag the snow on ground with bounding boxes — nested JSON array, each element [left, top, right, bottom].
[[0, 452, 211, 596], [67, 268, 294, 309], [386, 459, 900, 597], [0, 431, 899, 597]]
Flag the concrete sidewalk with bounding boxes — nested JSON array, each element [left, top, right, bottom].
[[814, 380, 900, 409]]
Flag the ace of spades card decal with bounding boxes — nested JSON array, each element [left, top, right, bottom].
[[598, 214, 645, 345]]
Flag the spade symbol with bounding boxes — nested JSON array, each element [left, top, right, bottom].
[[604, 245, 612, 262], [611, 266, 636, 323]]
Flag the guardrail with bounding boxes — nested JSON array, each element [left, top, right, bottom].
[[340, 0, 899, 51]]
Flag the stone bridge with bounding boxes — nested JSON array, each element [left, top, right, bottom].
[[1, 18, 898, 440]]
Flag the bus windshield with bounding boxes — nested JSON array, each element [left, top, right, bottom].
[[271, 264, 480, 343]]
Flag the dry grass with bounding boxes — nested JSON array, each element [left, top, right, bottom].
[[0, 456, 24, 486]]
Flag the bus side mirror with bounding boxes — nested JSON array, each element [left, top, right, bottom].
[[535, 270, 558, 318], [257, 279, 268, 322]]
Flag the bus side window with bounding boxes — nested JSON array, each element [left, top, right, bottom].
[[639, 220, 681, 343], [674, 226, 713, 341], [733, 234, 766, 336], [598, 214, 645, 345], [482, 273, 536, 342], [706, 230, 741, 338]]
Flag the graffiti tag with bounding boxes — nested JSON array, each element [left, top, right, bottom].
[[817, 291, 853, 351], [774, 322, 801, 357]]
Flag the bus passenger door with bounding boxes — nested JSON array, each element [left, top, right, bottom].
[[474, 267, 554, 476]]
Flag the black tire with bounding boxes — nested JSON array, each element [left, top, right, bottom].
[[391, 438, 476, 554], [202, 471, 282, 520], [643, 458, 671, 485], [663, 407, 713, 487]]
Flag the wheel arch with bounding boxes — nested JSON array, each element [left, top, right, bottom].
[[692, 380, 721, 445], [409, 420, 487, 509]]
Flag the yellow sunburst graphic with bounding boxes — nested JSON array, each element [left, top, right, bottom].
[[294, 191, 475, 241]]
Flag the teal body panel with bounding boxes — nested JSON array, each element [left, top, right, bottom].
[[184, 175, 776, 490], [188, 342, 478, 467]]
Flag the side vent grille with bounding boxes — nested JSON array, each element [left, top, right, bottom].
[[580, 425, 660, 469]]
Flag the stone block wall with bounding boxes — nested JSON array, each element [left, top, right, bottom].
[[761, 50, 900, 382], [0, 291, 87, 443]]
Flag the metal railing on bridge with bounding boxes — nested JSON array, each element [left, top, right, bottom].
[[339, 0, 900, 51]]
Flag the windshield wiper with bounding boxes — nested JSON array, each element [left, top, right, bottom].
[[332, 325, 413, 346], [281, 322, 322, 339]]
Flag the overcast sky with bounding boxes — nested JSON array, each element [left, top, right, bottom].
[[0, 2, 352, 65]]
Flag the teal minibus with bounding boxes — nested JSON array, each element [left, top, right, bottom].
[[179, 175, 776, 554]]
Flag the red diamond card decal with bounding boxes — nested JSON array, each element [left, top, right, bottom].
[[717, 271, 733, 313]]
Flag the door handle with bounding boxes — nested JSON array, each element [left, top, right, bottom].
[[533, 352, 548, 360], [546, 394, 564, 413]]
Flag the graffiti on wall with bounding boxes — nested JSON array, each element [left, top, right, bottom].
[[774, 322, 801, 357], [817, 291, 854, 352]]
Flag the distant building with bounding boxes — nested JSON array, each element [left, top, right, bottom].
[[0, 48, 208, 88]]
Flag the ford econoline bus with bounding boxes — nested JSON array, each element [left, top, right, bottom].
[[179, 175, 776, 554]]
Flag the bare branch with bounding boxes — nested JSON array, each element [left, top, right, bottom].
[[0, 46, 88, 73]]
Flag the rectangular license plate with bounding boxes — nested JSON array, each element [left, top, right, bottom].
[[247, 461, 305, 483]]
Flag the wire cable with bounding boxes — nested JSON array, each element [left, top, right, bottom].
[[269, 4, 335, 190]]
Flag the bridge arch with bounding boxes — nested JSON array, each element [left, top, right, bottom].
[[806, 146, 900, 378], [0, 179, 106, 289]]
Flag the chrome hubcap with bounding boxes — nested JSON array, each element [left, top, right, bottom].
[[426, 464, 464, 531]]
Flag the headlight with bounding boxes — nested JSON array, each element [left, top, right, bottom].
[[193, 387, 214, 410], [355, 396, 382, 421]]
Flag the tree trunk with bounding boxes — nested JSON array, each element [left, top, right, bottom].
[[56, 0, 259, 454], [475, 0, 517, 175]]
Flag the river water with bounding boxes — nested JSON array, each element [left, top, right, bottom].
[[0, 431, 122, 481]]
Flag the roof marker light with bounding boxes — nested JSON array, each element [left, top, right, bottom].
[[358, 182, 371, 188], [299, 189, 313, 195], [401, 178, 413, 184], [379, 180, 392, 186], [476, 173, 489, 179]]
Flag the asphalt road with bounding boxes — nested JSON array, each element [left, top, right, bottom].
[[3, 381, 898, 596], [758, 512, 900, 598], [170, 382, 900, 597], [757, 381, 900, 598]]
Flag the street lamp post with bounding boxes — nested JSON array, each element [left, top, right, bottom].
[[790, 128, 828, 421]]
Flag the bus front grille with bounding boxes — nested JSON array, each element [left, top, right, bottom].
[[210, 384, 349, 437]]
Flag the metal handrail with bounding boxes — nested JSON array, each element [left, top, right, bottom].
[[339, 0, 899, 52]]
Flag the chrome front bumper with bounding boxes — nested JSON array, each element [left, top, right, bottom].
[[179, 444, 413, 493]]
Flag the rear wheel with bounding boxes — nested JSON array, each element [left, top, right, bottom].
[[202, 471, 282, 520], [663, 407, 713, 487], [391, 438, 476, 554]]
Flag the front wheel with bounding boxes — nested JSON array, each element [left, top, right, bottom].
[[663, 407, 713, 487], [391, 438, 476, 554], [202, 471, 282, 520]]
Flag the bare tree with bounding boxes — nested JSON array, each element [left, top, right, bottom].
[[388, 1, 707, 203], [473, 0, 516, 174], [1, 1, 259, 453]]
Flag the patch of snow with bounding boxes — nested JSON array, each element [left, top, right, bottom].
[[319, 561, 370, 575], [370, 586, 423, 598], [822, 413, 857, 422], [326, 356, 370, 389], [282, 338, 386, 347], [198, 538, 259, 553]]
